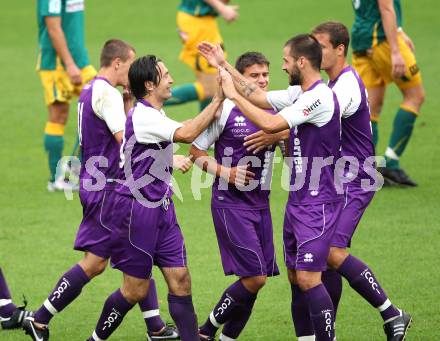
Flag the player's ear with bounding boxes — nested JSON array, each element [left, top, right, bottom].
[[113, 57, 122, 70], [144, 80, 155, 93]]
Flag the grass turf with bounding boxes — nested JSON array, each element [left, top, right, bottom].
[[1, 0, 439, 339]]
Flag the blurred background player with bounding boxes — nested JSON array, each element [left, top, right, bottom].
[[0, 267, 33, 330], [23, 41, 179, 341], [165, 0, 238, 111], [37, 0, 97, 191], [351, 0, 425, 186], [190, 52, 280, 341]]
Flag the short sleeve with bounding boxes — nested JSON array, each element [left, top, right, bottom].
[[192, 98, 233, 151], [266, 86, 302, 112], [278, 85, 335, 128], [40, 0, 62, 16], [91, 80, 125, 134], [133, 107, 183, 144], [332, 72, 362, 119]]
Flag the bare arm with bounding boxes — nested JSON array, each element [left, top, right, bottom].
[[378, 0, 405, 78], [243, 129, 290, 154], [114, 131, 123, 144], [203, 0, 239, 22], [198, 42, 272, 109], [45, 16, 82, 85]]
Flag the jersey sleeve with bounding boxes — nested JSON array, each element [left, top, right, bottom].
[[133, 108, 183, 144], [333, 73, 362, 119], [192, 98, 233, 151], [91, 81, 126, 134], [278, 86, 334, 128], [266, 86, 302, 112], [40, 0, 62, 16]]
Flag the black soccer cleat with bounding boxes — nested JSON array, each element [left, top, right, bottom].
[[1, 304, 34, 329], [23, 317, 49, 341], [199, 334, 216, 341], [383, 310, 412, 341], [147, 323, 180, 340], [379, 167, 418, 187]]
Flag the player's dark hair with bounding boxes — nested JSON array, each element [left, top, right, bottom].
[[100, 39, 136, 68], [312, 21, 350, 56], [235, 52, 270, 74], [284, 34, 322, 70], [128, 55, 163, 100]]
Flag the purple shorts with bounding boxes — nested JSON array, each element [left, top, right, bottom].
[[331, 184, 375, 248], [74, 189, 115, 259], [110, 194, 186, 279], [211, 207, 279, 277], [283, 201, 343, 272]]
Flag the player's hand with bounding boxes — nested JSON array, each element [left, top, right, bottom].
[[173, 154, 193, 173], [66, 63, 82, 85], [243, 130, 277, 154], [219, 4, 239, 22], [391, 50, 406, 79], [228, 165, 255, 187], [400, 30, 415, 52], [198, 42, 226, 68], [218, 67, 238, 100]]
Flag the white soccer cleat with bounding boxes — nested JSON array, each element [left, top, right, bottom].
[[47, 178, 79, 192]]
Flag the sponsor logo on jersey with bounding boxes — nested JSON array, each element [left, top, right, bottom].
[[303, 99, 322, 116], [66, 0, 84, 13], [234, 115, 246, 127]]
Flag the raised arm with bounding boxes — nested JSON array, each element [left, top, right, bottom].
[[198, 42, 272, 109], [377, 0, 405, 78], [45, 16, 82, 85], [203, 0, 239, 22]]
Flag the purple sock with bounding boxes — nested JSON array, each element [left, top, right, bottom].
[[291, 284, 314, 337], [92, 289, 134, 340], [221, 295, 256, 339], [338, 255, 400, 321], [34, 264, 90, 325], [321, 269, 343, 316], [168, 294, 198, 341], [138, 278, 165, 333], [0, 268, 17, 318], [199, 280, 256, 337], [304, 284, 335, 341]]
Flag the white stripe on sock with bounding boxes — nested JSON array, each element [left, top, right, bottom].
[[219, 333, 236, 341], [92, 331, 104, 341], [298, 336, 316, 341], [43, 299, 58, 315], [378, 299, 392, 312], [209, 311, 221, 328], [0, 299, 12, 307], [142, 309, 160, 319], [385, 147, 399, 160]]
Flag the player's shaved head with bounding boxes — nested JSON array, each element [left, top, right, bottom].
[[235, 52, 270, 74], [284, 34, 322, 70], [312, 21, 350, 56], [128, 55, 163, 100], [100, 39, 136, 68]]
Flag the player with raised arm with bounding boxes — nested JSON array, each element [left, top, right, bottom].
[[0, 267, 33, 330], [190, 52, 279, 341], [351, 0, 425, 186], [165, 0, 238, 111], [84, 55, 223, 341], [37, 0, 97, 191], [23, 41, 181, 341], [212, 34, 343, 341]]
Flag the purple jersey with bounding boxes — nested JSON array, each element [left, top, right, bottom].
[[268, 80, 343, 205], [193, 99, 276, 209], [78, 77, 125, 192], [116, 100, 182, 206], [328, 66, 375, 182]]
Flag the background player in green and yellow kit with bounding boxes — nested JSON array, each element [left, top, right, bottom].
[[351, 0, 425, 186], [37, 0, 97, 191], [166, 0, 238, 111]]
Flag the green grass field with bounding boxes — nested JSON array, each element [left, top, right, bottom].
[[1, 0, 440, 340]]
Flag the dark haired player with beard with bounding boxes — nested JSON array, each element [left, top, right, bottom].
[[190, 51, 279, 341], [85, 55, 223, 341], [200, 35, 343, 341]]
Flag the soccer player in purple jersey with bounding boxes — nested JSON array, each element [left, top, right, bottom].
[[311, 22, 411, 341], [189, 52, 280, 341], [23, 40, 179, 341], [0, 267, 33, 329], [200, 35, 343, 341], [84, 55, 223, 341]]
